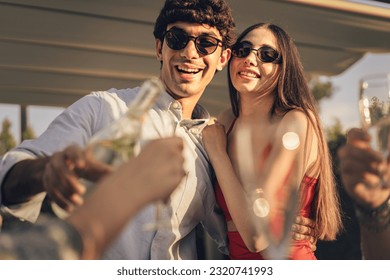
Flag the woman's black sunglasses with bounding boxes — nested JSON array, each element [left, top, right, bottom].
[[232, 42, 281, 64], [163, 27, 223, 56]]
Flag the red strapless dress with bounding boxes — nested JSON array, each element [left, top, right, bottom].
[[215, 120, 317, 260], [216, 176, 317, 260]]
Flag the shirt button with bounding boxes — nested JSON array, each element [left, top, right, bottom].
[[172, 101, 181, 109]]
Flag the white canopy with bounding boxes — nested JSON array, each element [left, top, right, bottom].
[[0, 0, 389, 116]]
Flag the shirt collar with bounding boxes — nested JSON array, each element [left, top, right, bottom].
[[156, 91, 210, 131]]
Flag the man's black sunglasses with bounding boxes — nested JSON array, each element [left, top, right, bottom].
[[232, 42, 281, 64], [163, 27, 223, 56]]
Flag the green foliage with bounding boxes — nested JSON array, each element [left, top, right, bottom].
[[325, 118, 346, 182], [326, 118, 344, 142], [309, 75, 335, 104], [22, 124, 36, 140], [0, 118, 16, 155], [369, 96, 385, 124]]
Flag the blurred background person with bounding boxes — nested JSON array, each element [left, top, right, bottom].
[[338, 128, 390, 259]]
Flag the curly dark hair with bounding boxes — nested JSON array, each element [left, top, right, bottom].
[[153, 0, 236, 48]]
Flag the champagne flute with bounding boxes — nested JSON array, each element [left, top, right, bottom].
[[358, 73, 390, 187], [51, 121, 140, 219], [235, 121, 301, 259], [51, 77, 164, 219]]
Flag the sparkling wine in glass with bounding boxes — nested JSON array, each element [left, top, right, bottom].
[[359, 73, 390, 157], [358, 73, 390, 189], [51, 77, 164, 218]]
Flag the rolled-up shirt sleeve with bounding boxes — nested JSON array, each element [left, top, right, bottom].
[[0, 91, 124, 222], [0, 145, 50, 222]]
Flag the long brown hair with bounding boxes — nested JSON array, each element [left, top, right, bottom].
[[229, 23, 342, 240]]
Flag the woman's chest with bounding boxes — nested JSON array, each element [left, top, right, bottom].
[[226, 121, 277, 176]]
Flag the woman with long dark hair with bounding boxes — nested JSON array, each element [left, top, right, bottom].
[[203, 23, 342, 259]]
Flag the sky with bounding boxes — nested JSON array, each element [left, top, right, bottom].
[[320, 53, 390, 130], [0, 53, 390, 144]]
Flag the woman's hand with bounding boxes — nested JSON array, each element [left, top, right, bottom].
[[202, 121, 228, 163], [291, 216, 317, 251]]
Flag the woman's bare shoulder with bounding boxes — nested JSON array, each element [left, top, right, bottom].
[[277, 109, 314, 139]]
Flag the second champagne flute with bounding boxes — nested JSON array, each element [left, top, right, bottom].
[[358, 73, 390, 187]]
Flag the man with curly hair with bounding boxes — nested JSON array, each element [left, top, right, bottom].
[[1, 0, 317, 260], [0, 0, 236, 259]]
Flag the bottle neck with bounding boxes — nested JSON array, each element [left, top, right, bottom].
[[127, 78, 164, 118]]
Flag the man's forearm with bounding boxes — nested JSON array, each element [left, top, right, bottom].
[[355, 195, 390, 259], [1, 158, 49, 205]]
